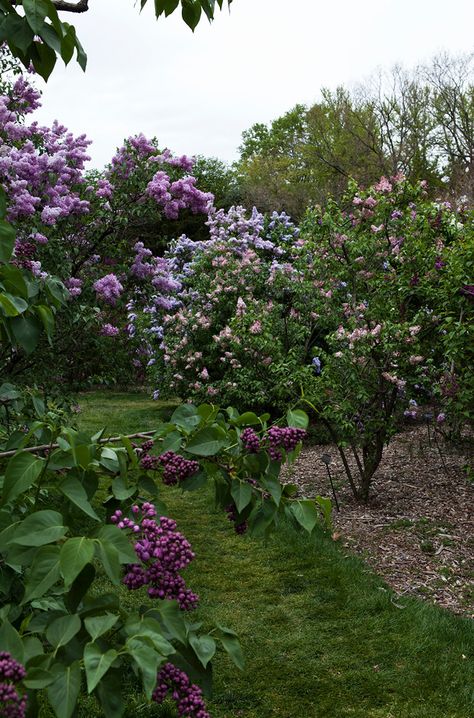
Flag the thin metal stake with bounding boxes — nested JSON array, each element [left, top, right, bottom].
[[321, 454, 340, 512]]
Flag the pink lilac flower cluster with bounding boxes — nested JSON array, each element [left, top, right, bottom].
[[111, 502, 198, 610], [152, 662, 210, 718], [93, 273, 123, 305], [157, 451, 200, 486], [0, 652, 27, 718], [266, 427, 306, 461]]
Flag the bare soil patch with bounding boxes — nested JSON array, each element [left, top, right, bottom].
[[287, 426, 474, 617]]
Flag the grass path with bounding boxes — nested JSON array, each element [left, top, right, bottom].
[[77, 391, 474, 718]]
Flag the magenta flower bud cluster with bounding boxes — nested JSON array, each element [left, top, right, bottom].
[[152, 662, 210, 718], [112, 503, 199, 610], [0, 652, 27, 718], [157, 451, 200, 486], [225, 504, 248, 535], [265, 426, 306, 461], [240, 427, 260, 453]]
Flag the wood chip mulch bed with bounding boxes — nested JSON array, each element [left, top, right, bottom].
[[286, 426, 474, 618]]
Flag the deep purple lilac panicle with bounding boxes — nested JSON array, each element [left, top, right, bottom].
[[0, 652, 27, 718], [153, 662, 210, 718], [111, 503, 199, 610]]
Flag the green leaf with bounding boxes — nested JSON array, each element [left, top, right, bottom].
[[64, 563, 96, 613], [94, 540, 121, 585], [34, 305, 55, 341], [230, 479, 252, 513], [46, 614, 81, 649], [84, 614, 118, 642], [148, 600, 186, 643], [1, 451, 44, 506], [261, 475, 282, 506], [215, 626, 244, 669], [84, 643, 118, 693], [126, 638, 164, 699], [74, 31, 87, 71], [125, 616, 174, 656], [23, 667, 55, 689], [180, 470, 207, 491], [315, 495, 332, 530], [100, 446, 120, 473], [171, 403, 201, 431], [47, 660, 81, 718], [96, 525, 137, 563], [0, 381, 21, 402], [12, 510, 67, 547], [22, 545, 61, 603], [0, 219, 15, 263], [290, 499, 319, 534], [186, 426, 227, 456], [0, 265, 28, 298], [234, 411, 260, 426], [111, 476, 135, 500], [59, 476, 99, 520], [33, 39, 57, 80], [0, 291, 28, 317], [60, 537, 95, 587], [189, 634, 216, 668], [59, 24, 76, 64], [95, 668, 124, 717], [162, 430, 182, 452], [0, 620, 24, 662], [10, 314, 42, 354], [6, 14, 35, 54], [287, 409, 309, 429], [182, 0, 202, 30], [23, 0, 49, 33]]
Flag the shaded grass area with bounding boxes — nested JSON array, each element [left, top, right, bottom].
[[77, 390, 178, 436], [76, 391, 474, 718]]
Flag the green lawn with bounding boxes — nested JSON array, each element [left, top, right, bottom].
[[76, 391, 474, 718]]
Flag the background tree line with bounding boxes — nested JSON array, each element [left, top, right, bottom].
[[234, 53, 474, 218]]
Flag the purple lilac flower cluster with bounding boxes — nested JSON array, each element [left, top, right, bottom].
[[93, 273, 123, 305], [240, 427, 260, 453], [265, 427, 306, 461], [146, 172, 213, 220], [112, 502, 199, 610], [150, 148, 195, 172], [0, 652, 27, 718], [152, 662, 210, 718], [157, 451, 200, 486], [100, 323, 120, 337], [109, 133, 158, 180], [0, 76, 90, 226], [64, 277, 83, 297]]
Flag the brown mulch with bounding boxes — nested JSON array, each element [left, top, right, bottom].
[[285, 426, 474, 618]]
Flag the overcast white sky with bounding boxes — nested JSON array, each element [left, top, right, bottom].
[[34, 0, 474, 169]]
